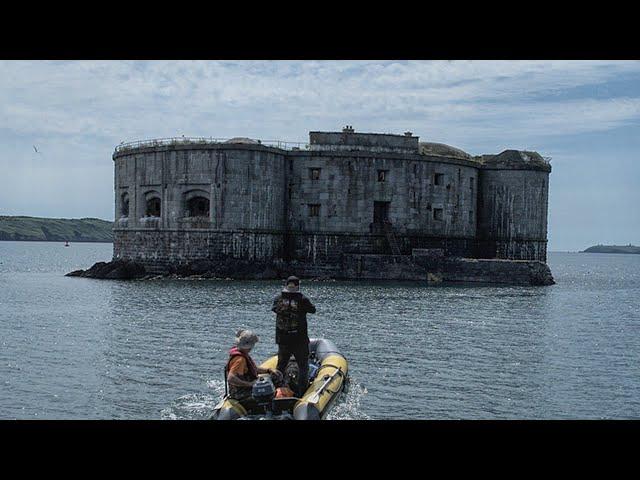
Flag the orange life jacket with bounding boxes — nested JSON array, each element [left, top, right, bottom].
[[226, 346, 259, 400], [275, 386, 295, 398]]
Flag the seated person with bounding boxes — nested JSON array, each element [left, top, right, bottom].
[[226, 329, 280, 410]]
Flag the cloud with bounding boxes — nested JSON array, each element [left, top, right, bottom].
[[2, 60, 640, 245], [1, 60, 640, 151]]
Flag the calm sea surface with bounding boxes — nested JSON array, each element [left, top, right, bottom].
[[0, 241, 638, 419]]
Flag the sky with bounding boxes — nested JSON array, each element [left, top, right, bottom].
[[0, 60, 639, 251]]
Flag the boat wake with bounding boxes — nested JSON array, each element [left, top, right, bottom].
[[325, 380, 370, 420], [161, 378, 369, 420], [160, 392, 219, 420]]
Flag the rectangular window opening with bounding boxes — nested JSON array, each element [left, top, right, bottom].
[[308, 204, 320, 217], [433, 208, 444, 221], [309, 168, 321, 180], [434, 173, 444, 186], [377, 169, 389, 182], [468, 210, 474, 223]]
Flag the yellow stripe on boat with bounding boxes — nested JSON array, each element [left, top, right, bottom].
[[297, 353, 348, 417]]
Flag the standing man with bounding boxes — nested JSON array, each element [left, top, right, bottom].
[[272, 276, 316, 397]]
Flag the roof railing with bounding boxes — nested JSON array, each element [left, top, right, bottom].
[[114, 137, 309, 154]]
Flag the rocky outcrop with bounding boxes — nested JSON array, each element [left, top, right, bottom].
[[66, 260, 146, 280], [170, 258, 285, 280], [527, 261, 556, 286], [67, 258, 290, 281], [67, 255, 555, 286]]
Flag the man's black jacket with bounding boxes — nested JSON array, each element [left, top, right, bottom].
[[272, 291, 316, 345]]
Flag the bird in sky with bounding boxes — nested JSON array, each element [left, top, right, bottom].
[[33, 145, 39, 153]]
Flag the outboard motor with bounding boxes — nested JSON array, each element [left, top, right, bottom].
[[252, 375, 276, 410]]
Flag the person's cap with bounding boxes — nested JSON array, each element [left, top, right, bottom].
[[235, 329, 259, 348], [283, 275, 300, 292]]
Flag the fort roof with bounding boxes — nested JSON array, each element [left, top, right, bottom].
[[419, 142, 473, 161], [480, 150, 551, 172], [224, 137, 260, 145]]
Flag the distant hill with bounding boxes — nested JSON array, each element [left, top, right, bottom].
[[0, 216, 113, 242], [583, 245, 640, 254]]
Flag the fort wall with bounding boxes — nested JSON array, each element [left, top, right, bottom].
[[477, 151, 551, 262], [110, 129, 552, 282]]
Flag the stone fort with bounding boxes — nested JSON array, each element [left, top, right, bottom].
[[112, 127, 552, 283]]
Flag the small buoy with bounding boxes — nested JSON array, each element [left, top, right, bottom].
[[64, 241, 70, 247]]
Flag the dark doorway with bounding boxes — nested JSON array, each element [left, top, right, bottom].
[[373, 201, 390, 224], [146, 197, 161, 217], [187, 197, 210, 218]]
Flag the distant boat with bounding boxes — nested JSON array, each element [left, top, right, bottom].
[[64, 241, 70, 247]]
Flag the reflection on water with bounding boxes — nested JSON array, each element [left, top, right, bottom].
[[1, 241, 639, 419]]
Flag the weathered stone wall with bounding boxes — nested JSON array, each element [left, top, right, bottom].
[[287, 151, 479, 239], [289, 254, 554, 285], [433, 257, 554, 285], [111, 132, 552, 281], [114, 144, 286, 232], [340, 254, 428, 280], [309, 131, 419, 154], [286, 232, 476, 263], [332, 253, 553, 285], [477, 166, 550, 261], [113, 229, 285, 273]]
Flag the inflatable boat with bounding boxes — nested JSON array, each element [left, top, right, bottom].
[[211, 338, 349, 420]]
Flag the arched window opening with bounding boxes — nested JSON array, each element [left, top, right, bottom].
[[146, 197, 161, 217], [121, 193, 130, 217], [187, 196, 210, 218]]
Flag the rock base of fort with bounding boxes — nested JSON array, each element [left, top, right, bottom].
[[68, 254, 554, 286]]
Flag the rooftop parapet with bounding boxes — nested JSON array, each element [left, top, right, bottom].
[[113, 137, 309, 157], [309, 127, 419, 154]]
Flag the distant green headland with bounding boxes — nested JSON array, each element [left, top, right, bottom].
[[582, 244, 640, 254], [0, 216, 113, 242]]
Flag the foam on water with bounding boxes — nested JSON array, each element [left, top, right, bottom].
[[325, 381, 370, 420], [163, 377, 367, 420], [160, 393, 219, 420]]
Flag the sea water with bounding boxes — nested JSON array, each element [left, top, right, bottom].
[[0, 241, 638, 419]]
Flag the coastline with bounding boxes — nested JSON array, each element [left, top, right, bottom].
[[582, 245, 640, 255]]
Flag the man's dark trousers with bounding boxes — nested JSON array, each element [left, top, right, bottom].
[[276, 341, 309, 397]]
